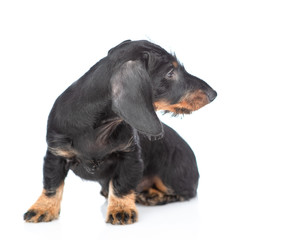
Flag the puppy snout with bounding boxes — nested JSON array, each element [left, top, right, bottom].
[[207, 89, 217, 102]]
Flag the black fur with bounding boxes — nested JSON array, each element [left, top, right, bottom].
[[29, 40, 216, 221]]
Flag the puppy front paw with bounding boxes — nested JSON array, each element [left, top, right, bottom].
[[24, 208, 60, 223], [106, 207, 137, 225], [106, 182, 138, 225], [24, 184, 64, 223]]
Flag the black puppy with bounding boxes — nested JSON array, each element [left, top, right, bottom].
[[24, 40, 217, 225]]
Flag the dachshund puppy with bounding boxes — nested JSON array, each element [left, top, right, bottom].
[[24, 40, 217, 225]]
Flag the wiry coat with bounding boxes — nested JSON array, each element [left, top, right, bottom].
[[24, 40, 217, 225]]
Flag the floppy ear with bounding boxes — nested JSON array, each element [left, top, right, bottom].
[[111, 60, 163, 138]]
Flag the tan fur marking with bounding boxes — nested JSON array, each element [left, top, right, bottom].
[[136, 176, 184, 206], [153, 176, 169, 193], [136, 176, 155, 192], [136, 176, 170, 193], [172, 61, 178, 68], [136, 188, 164, 206], [136, 189, 184, 206], [106, 181, 138, 225], [25, 183, 64, 222], [48, 147, 76, 158], [154, 90, 209, 113]]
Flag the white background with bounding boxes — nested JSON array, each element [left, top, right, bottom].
[[0, 0, 287, 239]]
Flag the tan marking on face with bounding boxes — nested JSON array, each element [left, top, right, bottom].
[[106, 181, 138, 225], [24, 183, 64, 222], [154, 90, 209, 113], [172, 61, 178, 68]]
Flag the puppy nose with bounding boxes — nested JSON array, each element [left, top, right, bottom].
[[207, 89, 217, 102]]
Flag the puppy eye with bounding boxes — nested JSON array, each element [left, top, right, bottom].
[[166, 69, 174, 79]]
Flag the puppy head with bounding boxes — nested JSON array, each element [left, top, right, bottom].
[[110, 40, 217, 138]]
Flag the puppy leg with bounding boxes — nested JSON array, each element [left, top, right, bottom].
[[106, 151, 143, 225], [24, 151, 69, 223], [106, 181, 138, 225], [136, 176, 185, 206], [23, 183, 64, 222], [163, 146, 199, 200]]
